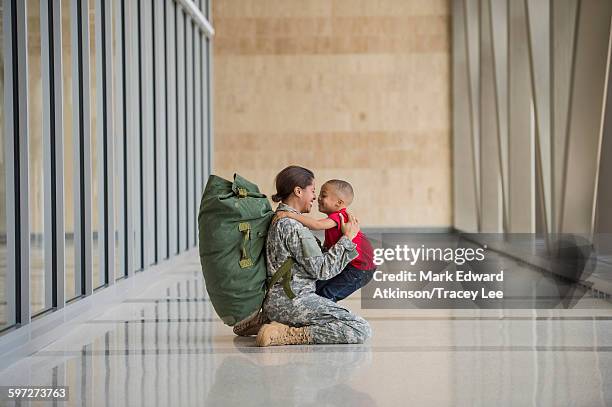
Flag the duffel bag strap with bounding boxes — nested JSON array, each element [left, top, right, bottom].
[[239, 222, 253, 268], [267, 258, 296, 299]]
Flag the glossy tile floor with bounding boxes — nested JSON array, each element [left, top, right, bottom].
[[1, 249, 612, 406]]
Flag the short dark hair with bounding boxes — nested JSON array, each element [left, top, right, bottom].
[[271, 166, 315, 203], [324, 179, 354, 204]]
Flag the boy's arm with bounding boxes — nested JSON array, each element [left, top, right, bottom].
[[278, 212, 337, 231]]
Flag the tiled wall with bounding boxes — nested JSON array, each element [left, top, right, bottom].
[[213, 0, 452, 227]]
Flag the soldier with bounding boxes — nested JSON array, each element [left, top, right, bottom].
[[255, 166, 372, 346]]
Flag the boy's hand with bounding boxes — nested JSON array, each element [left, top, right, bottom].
[[273, 211, 295, 223], [340, 211, 360, 241]]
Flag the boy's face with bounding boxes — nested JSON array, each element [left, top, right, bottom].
[[317, 184, 343, 215]]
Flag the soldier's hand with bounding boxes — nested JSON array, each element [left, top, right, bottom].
[[340, 212, 360, 241]]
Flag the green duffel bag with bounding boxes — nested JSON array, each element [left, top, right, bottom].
[[198, 173, 294, 326]]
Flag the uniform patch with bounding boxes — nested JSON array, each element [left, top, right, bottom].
[[297, 228, 322, 258]]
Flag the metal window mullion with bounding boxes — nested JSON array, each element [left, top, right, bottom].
[[4, 0, 19, 327], [102, 0, 115, 285], [117, 0, 130, 278], [113, 0, 126, 280], [186, 19, 194, 249], [41, 0, 53, 311], [14, 0, 31, 325], [140, 0, 154, 268], [150, 0, 159, 264], [166, 0, 178, 256], [154, 0, 168, 261], [50, 0, 66, 308], [200, 31, 206, 184], [175, 0, 213, 37], [177, 10, 186, 253], [94, 0, 113, 285], [137, 0, 146, 270], [200, 32, 207, 184], [69, 0, 81, 295], [194, 29, 201, 244], [206, 36, 213, 175], [94, 0, 105, 287], [41, 0, 63, 311], [131, 0, 142, 272], [74, 0, 93, 296], [123, 0, 138, 276], [109, 0, 125, 280]]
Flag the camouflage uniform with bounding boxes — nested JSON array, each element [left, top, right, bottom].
[[262, 203, 372, 344]]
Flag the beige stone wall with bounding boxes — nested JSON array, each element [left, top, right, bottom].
[[212, 0, 452, 227]]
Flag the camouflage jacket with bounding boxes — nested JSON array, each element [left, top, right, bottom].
[[266, 203, 359, 298]]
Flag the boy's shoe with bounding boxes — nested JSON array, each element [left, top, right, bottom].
[[233, 311, 269, 336], [255, 321, 313, 346]]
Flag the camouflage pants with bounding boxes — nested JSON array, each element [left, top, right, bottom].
[[263, 288, 372, 344]]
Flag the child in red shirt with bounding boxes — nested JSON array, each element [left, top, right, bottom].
[[276, 179, 376, 302]]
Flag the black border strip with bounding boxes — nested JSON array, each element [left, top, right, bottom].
[[184, 12, 188, 248], [11, 0, 22, 323], [100, 0, 109, 285], [175, 6, 179, 253], [164, 0, 169, 259], [137, 0, 144, 269], [76, 0, 86, 295], [152, 0, 158, 263], [121, 0, 128, 277], [48, 0, 58, 306], [191, 22, 196, 246]]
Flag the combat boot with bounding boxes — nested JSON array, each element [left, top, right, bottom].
[[233, 310, 269, 336], [255, 321, 313, 346]]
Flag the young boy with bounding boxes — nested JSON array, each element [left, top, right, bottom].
[[277, 179, 375, 302]]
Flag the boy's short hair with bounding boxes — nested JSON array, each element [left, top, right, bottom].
[[324, 179, 354, 205]]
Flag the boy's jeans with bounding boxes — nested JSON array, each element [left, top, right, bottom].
[[315, 264, 375, 302]]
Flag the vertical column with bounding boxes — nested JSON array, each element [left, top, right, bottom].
[[101, 0, 114, 285], [525, 0, 552, 236], [206, 35, 213, 175], [140, 0, 155, 267], [177, 10, 186, 252], [41, 0, 54, 310], [194, 27, 202, 240], [508, 0, 535, 232], [202, 34, 209, 183], [3, 0, 17, 327], [154, 0, 168, 261], [90, 0, 102, 288], [452, 0, 478, 232], [7, 0, 30, 324], [113, 0, 127, 280], [166, 0, 178, 256], [594, 18, 612, 236], [64, 0, 79, 297], [124, 0, 138, 275], [479, 0, 502, 232], [561, 0, 612, 234], [552, 0, 580, 235], [51, 0, 66, 307], [71, 0, 93, 295], [186, 19, 194, 249], [133, 0, 142, 271]]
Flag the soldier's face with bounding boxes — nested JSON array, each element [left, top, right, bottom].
[[296, 182, 317, 213]]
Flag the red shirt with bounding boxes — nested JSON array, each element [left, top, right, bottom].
[[324, 208, 375, 270]]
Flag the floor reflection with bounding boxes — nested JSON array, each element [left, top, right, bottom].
[[1, 252, 612, 406]]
